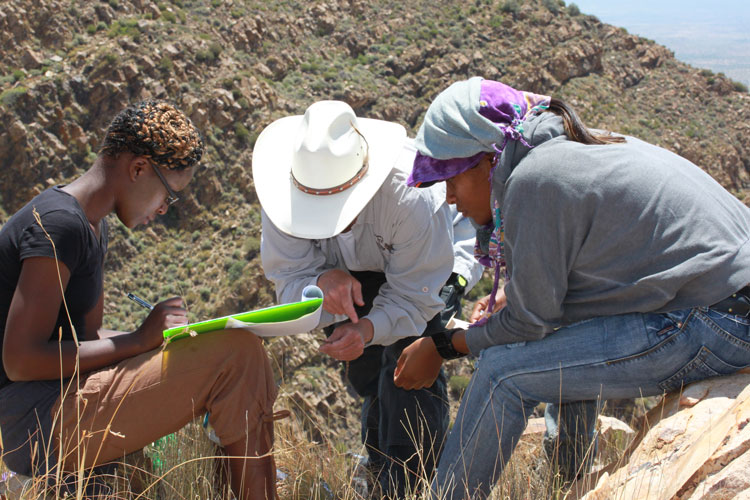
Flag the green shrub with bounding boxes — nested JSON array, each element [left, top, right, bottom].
[[489, 14, 505, 28], [448, 375, 471, 397], [103, 52, 119, 65], [209, 42, 223, 58], [196, 49, 213, 62], [0, 87, 28, 107], [226, 260, 246, 282], [235, 123, 251, 144], [108, 18, 141, 38], [733, 81, 748, 93], [196, 43, 222, 63], [159, 56, 174, 72], [243, 236, 261, 257], [542, 0, 561, 14], [566, 2, 580, 16], [500, 0, 520, 16], [162, 10, 177, 23]]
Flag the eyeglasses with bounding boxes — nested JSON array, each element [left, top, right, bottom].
[[149, 161, 180, 206]]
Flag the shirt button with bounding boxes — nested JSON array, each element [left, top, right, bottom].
[[422, 287, 429, 293]]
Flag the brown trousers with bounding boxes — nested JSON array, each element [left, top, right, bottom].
[[51, 329, 278, 469]]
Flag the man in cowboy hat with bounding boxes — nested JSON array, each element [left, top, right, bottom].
[[253, 100, 482, 497]]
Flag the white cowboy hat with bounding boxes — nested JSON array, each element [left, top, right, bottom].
[[252, 100, 406, 239]]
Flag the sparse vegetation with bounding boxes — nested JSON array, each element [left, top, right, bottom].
[[0, 86, 28, 107], [1, 0, 750, 498], [566, 2, 580, 16]]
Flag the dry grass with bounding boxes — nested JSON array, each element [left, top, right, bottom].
[[1, 390, 653, 500], [0, 218, 642, 498]]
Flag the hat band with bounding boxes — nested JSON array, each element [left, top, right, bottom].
[[291, 161, 369, 196]]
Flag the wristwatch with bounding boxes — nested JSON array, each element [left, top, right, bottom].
[[430, 328, 466, 360]]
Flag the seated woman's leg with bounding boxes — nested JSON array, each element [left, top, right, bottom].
[[433, 308, 750, 500], [52, 329, 278, 500], [543, 400, 599, 481]]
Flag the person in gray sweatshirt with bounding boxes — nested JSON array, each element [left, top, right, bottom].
[[398, 76, 750, 500]]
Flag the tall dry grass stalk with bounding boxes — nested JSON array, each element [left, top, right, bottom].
[[0, 212, 650, 500], [2, 377, 648, 499]]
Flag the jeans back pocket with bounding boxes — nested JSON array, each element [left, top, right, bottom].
[[658, 345, 745, 393]]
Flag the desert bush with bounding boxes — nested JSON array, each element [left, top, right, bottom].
[[501, 0, 521, 16], [542, 0, 562, 14], [0, 86, 28, 107], [107, 18, 141, 39]]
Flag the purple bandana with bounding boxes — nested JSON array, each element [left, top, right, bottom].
[[408, 79, 550, 187], [408, 151, 485, 187]]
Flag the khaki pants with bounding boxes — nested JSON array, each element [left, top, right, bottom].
[[52, 329, 277, 470]]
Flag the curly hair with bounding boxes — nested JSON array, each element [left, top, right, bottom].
[[99, 100, 204, 170]]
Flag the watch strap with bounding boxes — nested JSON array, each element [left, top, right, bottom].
[[430, 328, 465, 360]]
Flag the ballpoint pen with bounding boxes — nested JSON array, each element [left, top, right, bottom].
[[127, 292, 154, 311]]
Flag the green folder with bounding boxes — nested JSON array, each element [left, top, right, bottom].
[[163, 296, 324, 343]]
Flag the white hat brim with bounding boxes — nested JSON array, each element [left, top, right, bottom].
[[252, 115, 406, 239]]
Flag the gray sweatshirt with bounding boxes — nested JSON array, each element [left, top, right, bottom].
[[466, 112, 750, 354]]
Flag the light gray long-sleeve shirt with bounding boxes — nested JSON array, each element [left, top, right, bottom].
[[261, 142, 482, 346], [466, 112, 750, 354]]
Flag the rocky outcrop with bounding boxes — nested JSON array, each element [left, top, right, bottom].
[[581, 372, 750, 500]]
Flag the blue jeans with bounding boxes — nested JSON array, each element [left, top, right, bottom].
[[542, 400, 598, 481], [433, 307, 750, 499]]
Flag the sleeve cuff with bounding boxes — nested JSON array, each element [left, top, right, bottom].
[[465, 323, 496, 355], [364, 309, 392, 346]]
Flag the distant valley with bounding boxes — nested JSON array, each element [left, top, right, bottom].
[[571, 0, 750, 86]]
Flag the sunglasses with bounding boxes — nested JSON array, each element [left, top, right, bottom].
[[149, 161, 179, 206]]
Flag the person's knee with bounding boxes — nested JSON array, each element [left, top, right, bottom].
[[211, 330, 276, 398], [214, 330, 269, 366]]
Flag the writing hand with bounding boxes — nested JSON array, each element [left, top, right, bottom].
[[134, 297, 187, 351], [319, 319, 373, 361], [316, 269, 364, 322], [394, 337, 443, 390]]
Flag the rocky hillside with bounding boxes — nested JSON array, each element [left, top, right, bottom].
[[2, 0, 750, 455]]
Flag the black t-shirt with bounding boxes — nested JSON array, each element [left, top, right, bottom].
[[0, 186, 109, 389]]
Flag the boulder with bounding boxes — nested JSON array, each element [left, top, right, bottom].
[[581, 372, 750, 500]]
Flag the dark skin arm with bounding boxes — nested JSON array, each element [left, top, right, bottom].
[[393, 288, 507, 390], [2, 256, 187, 381], [394, 331, 469, 390], [81, 293, 128, 340]]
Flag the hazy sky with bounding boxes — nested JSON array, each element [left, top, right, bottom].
[[569, 0, 750, 86]]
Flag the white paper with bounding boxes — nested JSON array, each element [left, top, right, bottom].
[[224, 285, 324, 337], [445, 316, 471, 330]]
